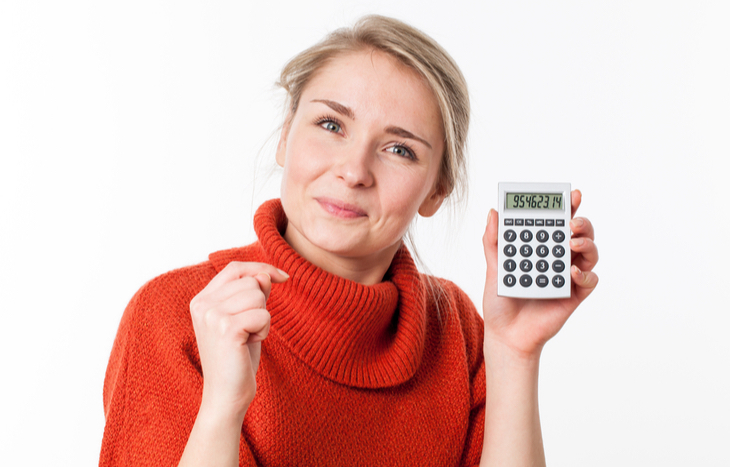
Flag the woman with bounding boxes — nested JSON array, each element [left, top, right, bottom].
[[100, 15, 599, 467]]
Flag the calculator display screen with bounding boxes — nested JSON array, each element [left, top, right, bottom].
[[506, 193, 564, 210]]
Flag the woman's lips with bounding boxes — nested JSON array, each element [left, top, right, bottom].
[[316, 197, 367, 219]]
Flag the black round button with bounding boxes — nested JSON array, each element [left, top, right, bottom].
[[503, 259, 516, 272], [536, 245, 549, 258], [553, 230, 566, 243], [552, 275, 566, 288], [504, 244, 517, 257], [519, 274, 533, 287], [520, 245, 533, 257], [536, 230, 549, 243], [552, 245, 566, 258], [503, 229, 517, 242], [552, 260, 565, 273], [520, 259, 533, 272], [536, 275, 549, 288], [504, 274, 516, 287], [536, 260, 549, 272], [520, 230, 533, 242]]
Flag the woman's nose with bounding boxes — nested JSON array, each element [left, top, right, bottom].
[[335, 143, 375, 188]]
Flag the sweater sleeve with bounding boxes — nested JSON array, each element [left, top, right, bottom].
[[99, 264, 259, 467], [460, 362, 486, 466], [449, 283, 486, 467]]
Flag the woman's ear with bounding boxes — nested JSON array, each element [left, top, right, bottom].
[[418, 185, 446, 218], [275, 114, 292, 168]]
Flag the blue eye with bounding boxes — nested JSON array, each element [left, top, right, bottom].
[[314, 115, 344, 134], [387, 144, 417, 161], [323, 121, 341, 133]]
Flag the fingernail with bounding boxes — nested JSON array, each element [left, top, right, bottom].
[[572, 265, 583, 279], [571, 238, 585, 248], [277, 268, 289, 279], [571, 218, 584, 228], [486, 209, 494, 226]]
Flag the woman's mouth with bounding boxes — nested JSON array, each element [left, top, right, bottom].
[[315, 197, 367, 219]]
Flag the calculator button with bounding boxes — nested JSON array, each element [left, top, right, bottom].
[[536, 230, 549, 243], [520, 259, 533, 272], [503, 259, 516, 272], [515, 219, 524, 226], [552, 275, 566, 288], [503, 274, 516, 287], [536, 275, 549, 288], [535, 219, 545, 226], [525, 219, 534, 226], [504, 245, 517, 257], [536, 245, 549, 257], [519, 275, 533, 287], [520, 245, 533, 257], [552, 260, 565, 273], [520, 230, 533, 242], [504, 218, 514, 226], [546, 219, 555, 226], [503, 229, 517, 242], [552, 245, 566, 257], [536, 260, 549, 272], [553, 230, 566, 243], [556, 219, 565, 227]]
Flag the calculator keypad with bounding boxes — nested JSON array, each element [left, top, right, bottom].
[[499, 218, 570, 297]]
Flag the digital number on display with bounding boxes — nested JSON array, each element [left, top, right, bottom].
[[506, 193, 563, 210]]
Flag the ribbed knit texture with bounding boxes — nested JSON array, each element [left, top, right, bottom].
[[100, 199, 486, 466]]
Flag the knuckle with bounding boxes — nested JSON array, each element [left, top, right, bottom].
[[240, 276, 258, 288], [253, 289, 267, 307], [223, 261, 243, 270], [189, 295, 205, 315]]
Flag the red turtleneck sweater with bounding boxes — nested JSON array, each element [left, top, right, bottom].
[[100, 199, 486, 466]]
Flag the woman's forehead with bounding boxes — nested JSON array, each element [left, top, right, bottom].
[[299, 50, 442, 131]]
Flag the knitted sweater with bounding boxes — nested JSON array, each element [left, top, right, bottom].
[[100, 199, 486, 466]]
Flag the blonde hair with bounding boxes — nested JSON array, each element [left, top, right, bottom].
[[276, 15, 470, 202]]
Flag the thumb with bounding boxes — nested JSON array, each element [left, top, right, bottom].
[[482, 209, 500, 295], [482, 209, 499, 266]]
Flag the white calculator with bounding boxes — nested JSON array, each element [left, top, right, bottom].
[[497, 182, 572, 299]]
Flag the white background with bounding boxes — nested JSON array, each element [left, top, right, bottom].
[[1, 1, 728, 465]]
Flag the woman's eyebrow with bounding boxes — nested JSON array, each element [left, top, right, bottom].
[[384, 126, 432, 149], [311, 99, 432, 149], [311, 99, 355, 120]]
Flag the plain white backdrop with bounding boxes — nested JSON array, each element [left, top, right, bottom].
[[1, 1, 728, 465]]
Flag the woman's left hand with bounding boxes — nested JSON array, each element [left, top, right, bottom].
[[481, 189, 599, 359]]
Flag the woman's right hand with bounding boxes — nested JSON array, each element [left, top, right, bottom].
[[189, 262, 289, 417]]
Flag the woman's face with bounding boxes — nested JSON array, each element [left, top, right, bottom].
[[276, 49, 445, 280]]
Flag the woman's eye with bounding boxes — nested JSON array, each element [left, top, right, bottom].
[[387, 145, 416, 160], [322, 121, 341, 133]]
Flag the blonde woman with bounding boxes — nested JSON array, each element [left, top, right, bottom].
[[100, 15, 599, 467]]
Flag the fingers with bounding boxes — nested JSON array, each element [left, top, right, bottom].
[[570, 237, 599, 272], [254, 273, 273, 302], [570, 216, 594, 241], [229, 308, 271, 344], [571, 189, 582, 218], [192, 262, 287, 312], [571, 265, 599, 302], [197, 276, 265, 311], [205, 261, 289, 291]]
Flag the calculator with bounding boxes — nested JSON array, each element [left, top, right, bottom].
[[497, 182, 572, 299]]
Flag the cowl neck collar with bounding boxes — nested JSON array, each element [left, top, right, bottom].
[[209, 199, 428, 388]]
